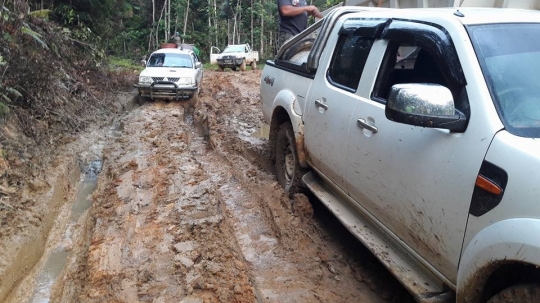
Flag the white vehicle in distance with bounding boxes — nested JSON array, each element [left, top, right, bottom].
[[135, 47, 203, 104], [210, 44, 259, 71]]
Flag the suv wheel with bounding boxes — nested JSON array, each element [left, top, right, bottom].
[[275, 122, 306, 193], [138, 95, 150, 105], [240, 60, 246, 71], [218, 65, 224, 72], [488, 283, 540, 303], [250, 61, 257, 70]]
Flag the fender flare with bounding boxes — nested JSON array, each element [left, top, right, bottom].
[[271, 89, 308, 168], [457, 218, 540, 303]]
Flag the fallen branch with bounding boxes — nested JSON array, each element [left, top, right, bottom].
[[0, 198, 15, 210]]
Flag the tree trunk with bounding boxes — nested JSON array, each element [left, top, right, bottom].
[[260, 2, 264, 57], [214, 0, 218, 46], [250, 0, 253, 47], [182, 0, 190, 43]]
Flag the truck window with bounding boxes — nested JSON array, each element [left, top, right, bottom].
[[374, 43, 453, 101], [327, 35, 374, 92]]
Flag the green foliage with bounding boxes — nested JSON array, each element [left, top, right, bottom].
[[108, 56, 144, 71], [29, 9, 52, 20], [20, 26, 48, 49]]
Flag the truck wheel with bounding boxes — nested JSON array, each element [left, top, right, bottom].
[[232, 66, 237, 71], [240, 60, 246, 71], [250, 61, 257, 70], [138, 95, 150, 105], [187, 90, 199, 107], [275, 122, 306, 193], [218, 65, 224, 72], [488, 283, 540, 303]]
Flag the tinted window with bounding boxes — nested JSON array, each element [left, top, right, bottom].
[[327, 35, 374, 92]]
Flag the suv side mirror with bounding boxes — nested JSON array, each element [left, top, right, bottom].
[[140, 60, 147, 66], [385, 83, 467, 132], [195, 62, 202, 69]]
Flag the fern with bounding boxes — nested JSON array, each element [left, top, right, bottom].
[[5, 87, 21, 98], [20, 26, 49, 49], [29, 9, 52, 20], [0, 102, 8, 117]]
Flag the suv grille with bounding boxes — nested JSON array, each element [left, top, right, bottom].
[[151, 77, 179, 82]]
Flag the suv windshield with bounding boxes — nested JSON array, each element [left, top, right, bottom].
[[148, 53, 193, 68], [223, 45, 245, 53], [469, 23, 540, 138]]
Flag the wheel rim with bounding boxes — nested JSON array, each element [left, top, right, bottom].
[[284, 145, 295, 182]]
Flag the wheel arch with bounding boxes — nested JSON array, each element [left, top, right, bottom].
[[457, 218, 540, 303], [269, 105, 307, 168]]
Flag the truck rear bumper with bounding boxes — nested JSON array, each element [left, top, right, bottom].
[[134, 81, 198, 100]]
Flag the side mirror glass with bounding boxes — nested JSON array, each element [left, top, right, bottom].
[[385, 83, 467, 132], [388, 83, 454, 116]]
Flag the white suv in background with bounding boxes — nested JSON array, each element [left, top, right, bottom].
[[135, 48, 202, 104]]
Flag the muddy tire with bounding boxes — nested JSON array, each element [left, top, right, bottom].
[[488, 283, 540, 303], [250, 61, 257, 70], [187, 90, 199, 107], [275, 122, 307, 193], [218, 65, 224, 72], [240, 60, 246, 71], [138, 95, 150, 105], [232, 66, 237, 71]]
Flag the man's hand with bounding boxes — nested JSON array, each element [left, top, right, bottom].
[[307, 6, 323, 18]]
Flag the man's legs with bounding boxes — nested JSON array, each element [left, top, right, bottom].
[[278, 31, 294, 50]]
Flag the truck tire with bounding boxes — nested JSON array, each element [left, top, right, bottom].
[[488, 283, 540, 303], [240, 60, 246, 71], [138, 95, 150, 105], [187, 90, 199, 107], [218, 65, 224, 72], [250, 61, 257, 70], [275, 122, 307, 193]]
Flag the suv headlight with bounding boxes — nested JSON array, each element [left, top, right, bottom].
[[178, 77, 193, 85], [139, 76, 152, 83]]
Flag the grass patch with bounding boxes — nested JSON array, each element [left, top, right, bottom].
[[107, 56, 144, 72]]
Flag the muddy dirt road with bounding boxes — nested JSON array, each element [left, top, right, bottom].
[[4, 70, 414, 303]]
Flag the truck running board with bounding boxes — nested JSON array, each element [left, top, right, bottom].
[[302, 171, 454, 303]]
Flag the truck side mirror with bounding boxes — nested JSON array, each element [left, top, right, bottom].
[[385, 83, 467, 132], [195, 62, 202, 69], [140, 60, 147, 66]]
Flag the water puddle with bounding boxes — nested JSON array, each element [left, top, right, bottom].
[[30, 159, 102, 303]]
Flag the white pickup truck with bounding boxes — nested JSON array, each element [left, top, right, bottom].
[[210, 44, 259, 71], [261, 6, 540, 303]]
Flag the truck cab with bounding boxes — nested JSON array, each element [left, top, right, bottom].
[[261, 7, 540, 303]]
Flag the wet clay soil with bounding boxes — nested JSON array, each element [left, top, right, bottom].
[[3, 70, 414, 303]]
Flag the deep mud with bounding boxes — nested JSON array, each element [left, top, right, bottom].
[[2, 70, 414, 303]]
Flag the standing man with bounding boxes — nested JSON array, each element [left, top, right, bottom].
[[277, 0, 323, 49]]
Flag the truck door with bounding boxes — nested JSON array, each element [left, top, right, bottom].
[[303, 29, 375, 190], [343, 21, 494, 283]]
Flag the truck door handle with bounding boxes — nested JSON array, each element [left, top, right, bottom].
[[357, 118, 378, 133], [315, 99, 328, 110]]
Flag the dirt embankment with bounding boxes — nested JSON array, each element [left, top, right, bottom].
[[2, 70, 414, 303]]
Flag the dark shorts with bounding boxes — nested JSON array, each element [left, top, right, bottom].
[[278, 31, 295, 50]]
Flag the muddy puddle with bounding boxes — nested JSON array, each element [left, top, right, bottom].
[[29, 161, 103, 303]]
